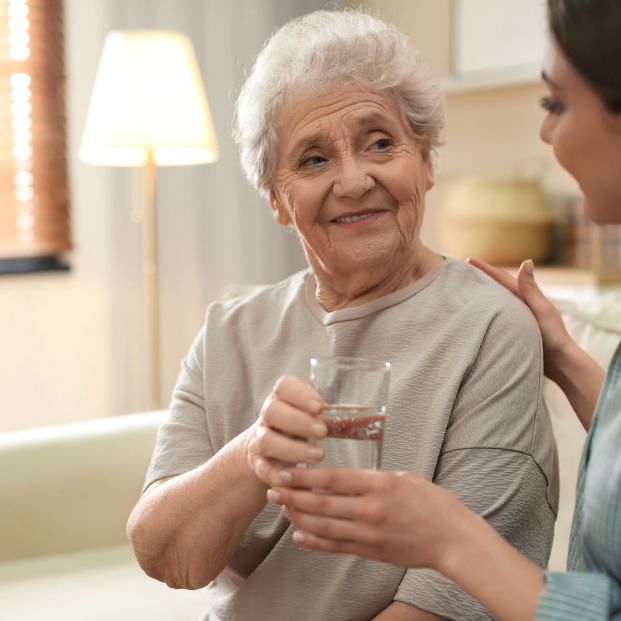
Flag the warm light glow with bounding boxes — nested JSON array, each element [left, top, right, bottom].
[[17, 229, 34, 243], [12, 129, 31, 144], [16, 212, 34, 229], [8, 2, 34, 222], [11, 101, 31, 116], [9, 16, 29, 32], [8, 0, 30, 61], [14, 186, 33, 202], [10, 71, 32, 164], [13, 144, 32, 159], [10, 87, 30, 102], [14, 171, 33, 186], [79, 30, 219, 167], [10, 72, 30, 88], [8, 2, 28, 19], [11, 116, 31, 130]]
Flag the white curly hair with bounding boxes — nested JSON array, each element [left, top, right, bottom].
[[233, 8, 445, 198]]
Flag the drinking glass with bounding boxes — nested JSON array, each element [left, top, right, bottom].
[[310, 356, 390, 469]]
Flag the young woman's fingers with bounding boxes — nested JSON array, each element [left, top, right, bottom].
[[285, 507, 380, 546], [267, 486, 361, 519], [468, 258, 521, 297], [516, 260, 555, 316], [279, 466, 381, 494], [291, 528, 371, 557]]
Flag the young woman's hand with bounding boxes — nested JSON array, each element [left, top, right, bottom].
[[268, 467, 467, 569], [468, 258, 572, 381]]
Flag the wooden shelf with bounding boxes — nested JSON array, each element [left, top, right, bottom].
[[505, 266, 621, 287]]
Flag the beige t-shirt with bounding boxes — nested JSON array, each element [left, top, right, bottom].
[[145, 258, 559, 621]]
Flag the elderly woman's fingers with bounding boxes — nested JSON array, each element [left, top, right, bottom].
[[271, 375, 324, 415], [251, 425, 324, 465], [261, 396, 327, 440], [467, 258, 521, 298], [250, 454, 298, 488]]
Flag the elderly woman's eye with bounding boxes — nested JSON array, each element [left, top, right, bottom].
[[371, 138, 392, 151], [300, 154, 326, 167]]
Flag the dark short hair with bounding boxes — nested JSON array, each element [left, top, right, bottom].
[[548, 0, 621, 112]]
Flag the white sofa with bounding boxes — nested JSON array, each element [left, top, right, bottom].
[[0, 411, 208, 621]]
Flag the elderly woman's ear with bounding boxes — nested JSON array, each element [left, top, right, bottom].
[[421, 142, 435, 191], [269, 190, 292, 226]]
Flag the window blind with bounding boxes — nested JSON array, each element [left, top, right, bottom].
[[0, 0, 70, 261]]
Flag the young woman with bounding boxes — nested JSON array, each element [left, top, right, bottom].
[[268, 2, 621, 619]]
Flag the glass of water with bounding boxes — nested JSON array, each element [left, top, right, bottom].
[[310, 356, 390, 470]]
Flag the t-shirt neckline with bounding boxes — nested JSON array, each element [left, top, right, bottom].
[[304, 257, 452, 326]]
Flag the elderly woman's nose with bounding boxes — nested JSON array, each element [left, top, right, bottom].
[[333, 158, 375, 198]]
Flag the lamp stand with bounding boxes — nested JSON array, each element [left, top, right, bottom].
[[144, 151, 161, 409]]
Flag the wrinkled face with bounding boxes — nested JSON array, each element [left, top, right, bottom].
[[540, 36, 621, 224], [269, 85, 434, 278]]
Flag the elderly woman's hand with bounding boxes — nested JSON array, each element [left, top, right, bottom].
[[266, 467, 468, 570], [246, 376, 328, 487]]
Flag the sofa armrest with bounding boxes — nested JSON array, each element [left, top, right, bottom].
[[0, 410, 165, 562]]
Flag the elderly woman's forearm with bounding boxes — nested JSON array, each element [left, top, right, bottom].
[[127, 430, 266, 589]]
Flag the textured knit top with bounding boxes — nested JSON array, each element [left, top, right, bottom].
[[145, 258, 559, 621], [537, 343, 621, 620]]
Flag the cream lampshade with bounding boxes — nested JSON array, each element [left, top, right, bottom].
[[79, 30, 219, 409], [79, 30, 218, 166]]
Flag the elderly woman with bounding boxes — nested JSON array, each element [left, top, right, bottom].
[[127, 10, 558, 621]]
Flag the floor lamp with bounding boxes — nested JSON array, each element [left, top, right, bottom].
[[79, 31, 219, 409]]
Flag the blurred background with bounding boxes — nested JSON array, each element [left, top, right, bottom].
[[3, 0, 617, 433]]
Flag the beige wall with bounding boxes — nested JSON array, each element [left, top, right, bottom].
[[0, 1, 581, 433], [363, 0, 452, 76], [361, 0, 579, 249], [1, 1, 311, 432], [0, 2, 114, 432]]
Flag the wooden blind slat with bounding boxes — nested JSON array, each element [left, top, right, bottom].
[[0, 0, 70, 259]]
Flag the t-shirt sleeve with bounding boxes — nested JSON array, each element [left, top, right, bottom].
[[395, 450, 553, 620], [396, 303, 558, 620], [142, 324, 214, 493], [536, 571, 621, 620]]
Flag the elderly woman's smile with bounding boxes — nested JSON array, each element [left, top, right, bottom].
[[330, 210, 384, 224], [269, 86, 441, 309]]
